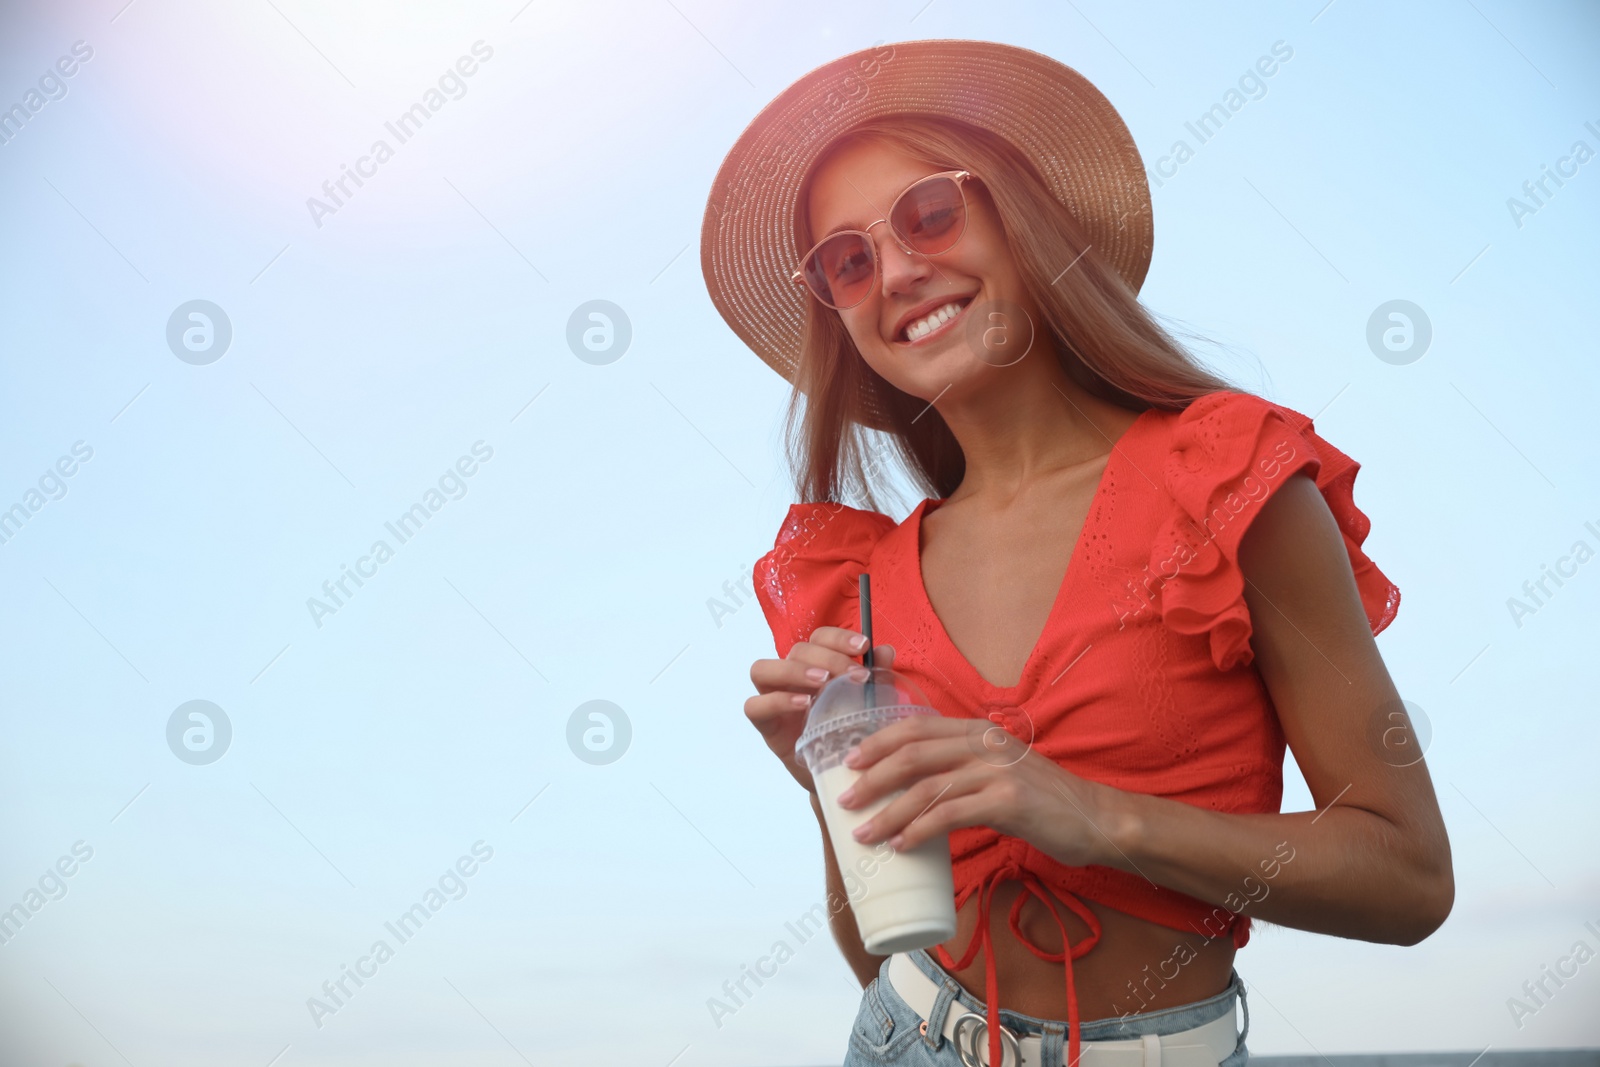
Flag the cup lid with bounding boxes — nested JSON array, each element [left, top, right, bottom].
[[794, 666, 938, 768]]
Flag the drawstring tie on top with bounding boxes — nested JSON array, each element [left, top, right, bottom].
[[932, 861, 1103, 1067]]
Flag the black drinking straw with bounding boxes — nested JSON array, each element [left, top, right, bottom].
[[858, 572, 875, 709]]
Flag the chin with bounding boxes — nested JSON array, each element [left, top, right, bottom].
[[878, 350, 986, 405]]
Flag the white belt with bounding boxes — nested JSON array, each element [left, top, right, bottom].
[[885, 952, 1238, 1067]]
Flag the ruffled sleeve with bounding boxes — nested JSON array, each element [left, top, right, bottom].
[[1150, 391, 1401, 672], [752, 503, 897, 659]]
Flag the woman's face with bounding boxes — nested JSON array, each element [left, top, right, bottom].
[[803, 137, 1040, 405]]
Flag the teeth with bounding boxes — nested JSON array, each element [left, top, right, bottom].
[[903, 300, 967, 342]]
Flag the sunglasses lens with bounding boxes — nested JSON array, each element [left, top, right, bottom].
[[801, 232, 875, 308], [891, 176, 966, 255]]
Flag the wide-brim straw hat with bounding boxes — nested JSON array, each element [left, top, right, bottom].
[[699, 37, 1154, 430]]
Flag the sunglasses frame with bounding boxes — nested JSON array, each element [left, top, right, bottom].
[[790, 169, 974, 310]]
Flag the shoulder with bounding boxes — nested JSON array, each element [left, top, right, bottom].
[[751, 502, 899, 659], [1154, 389, 1323, 482], [763, 501, 897, 565], [1141, 390, 1400, 671], [1145, 390, 1368, 520]]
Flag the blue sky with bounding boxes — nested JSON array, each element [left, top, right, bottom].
[[0, 1, 1596, 1063]]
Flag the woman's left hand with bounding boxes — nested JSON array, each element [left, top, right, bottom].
[[835, 712, 1124, 867]]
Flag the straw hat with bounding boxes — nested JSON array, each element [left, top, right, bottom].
[[699, 38, 1154, 429]]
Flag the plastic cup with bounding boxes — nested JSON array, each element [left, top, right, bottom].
[[796, 665, 957, 955]]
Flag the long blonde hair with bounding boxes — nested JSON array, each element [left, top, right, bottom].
[[783, 113, 1241, 513]]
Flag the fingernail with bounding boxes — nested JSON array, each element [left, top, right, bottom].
[[852, 821, 873, 840], [791, 693, 810, 707], [849, 634, 868, 650], [806, 667, 828, 683], [837, 785, 856, 805], [844, 745, 862, 766]]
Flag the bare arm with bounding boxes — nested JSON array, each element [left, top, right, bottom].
[[812, 790, 889, 987], [1097, 473, 1454, 944]]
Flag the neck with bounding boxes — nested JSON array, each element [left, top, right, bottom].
[[934, 347, 1138, 507]]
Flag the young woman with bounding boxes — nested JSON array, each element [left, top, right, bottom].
[[700, 40, 1452, 1067]]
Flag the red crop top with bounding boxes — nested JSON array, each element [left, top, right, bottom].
[[752, 390, 1401, 1066]]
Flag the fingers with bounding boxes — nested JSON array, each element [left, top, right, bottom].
[[744, 627, 897, 778], [803, 626, 898, 675], [746, 653, 881, 731], [839, 727, 968, 811], [845, 712, 950, 777], [792, 624, 876, 681], [748, 655, 842, 697], [850, 770, 991, 851], [810, 624, 873, 657], [892, 790, 992, 851], [749, 633, 895, 696], [742, 690, 813, 747]]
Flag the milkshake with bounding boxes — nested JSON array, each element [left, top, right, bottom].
[[815, 761, 956, 954], [797, 667, 958, 955]]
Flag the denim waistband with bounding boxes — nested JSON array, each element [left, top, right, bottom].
[[899, 946, 1250, 1045]]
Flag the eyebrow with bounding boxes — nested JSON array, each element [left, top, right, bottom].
[[812, 177, 891, 241], [818, 209, 889, 241]]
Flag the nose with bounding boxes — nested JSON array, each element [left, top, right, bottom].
[[870, 220, 934, 299]]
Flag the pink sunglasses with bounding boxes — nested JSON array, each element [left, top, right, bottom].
[[791, 169, 974, 309]]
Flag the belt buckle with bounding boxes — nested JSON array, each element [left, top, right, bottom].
[[952, 1011, 1022, 1067]]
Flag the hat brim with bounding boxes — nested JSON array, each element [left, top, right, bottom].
[[699, 38, 1153, 426]]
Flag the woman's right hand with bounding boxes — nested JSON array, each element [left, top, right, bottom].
[[746, 626, 896, 795]]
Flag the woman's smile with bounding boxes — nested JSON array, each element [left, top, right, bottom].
[[891, 292, 978, 347]]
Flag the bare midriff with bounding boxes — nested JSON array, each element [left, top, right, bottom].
[[936, 879, 1236, 1022]]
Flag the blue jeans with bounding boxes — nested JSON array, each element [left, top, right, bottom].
[[842, 948, 1250, 1066]]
